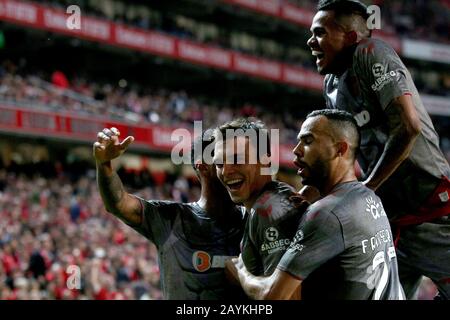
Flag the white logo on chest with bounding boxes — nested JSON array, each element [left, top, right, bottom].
[[354, 110, 371, 127], [265, 227, 279, 242]]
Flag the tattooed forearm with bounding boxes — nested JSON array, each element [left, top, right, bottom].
[[96, 162, 142, 225], [97, 165, 126, 213]]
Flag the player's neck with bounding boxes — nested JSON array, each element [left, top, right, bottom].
[[332, 44, 356, 76], [322, 167, 357, 196]]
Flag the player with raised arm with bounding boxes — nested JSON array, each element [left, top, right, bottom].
[[94, 127, 246, 300], [307, 0, 450, 299]]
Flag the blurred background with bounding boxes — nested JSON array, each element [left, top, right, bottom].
[[0, 0, 448, 300]]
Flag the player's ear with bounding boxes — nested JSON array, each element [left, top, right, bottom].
[[336, 141, 349, 157]]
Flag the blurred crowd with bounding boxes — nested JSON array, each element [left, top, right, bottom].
[[1, 64, 449, 164], [0, 164, 200, 300], [375, 0, 449, 43], [40, 0, 450, 65]]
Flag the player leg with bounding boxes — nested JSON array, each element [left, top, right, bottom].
[[395, 215, 450, 300], [396, 262, 422, 300]]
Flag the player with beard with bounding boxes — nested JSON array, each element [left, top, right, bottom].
[[307, 0, 450, 299], [226, 110, 404, 300], [94, 127, 246, 300]]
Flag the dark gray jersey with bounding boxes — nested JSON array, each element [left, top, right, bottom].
[[324, 38, 450, 219], [129, 198, 246, 300], [278, 181, 405, 300], [242, 181, 307, 276]]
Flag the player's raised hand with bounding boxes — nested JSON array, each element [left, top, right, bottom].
[[93, 127, 134, 164], [298, 185, 321, 204]]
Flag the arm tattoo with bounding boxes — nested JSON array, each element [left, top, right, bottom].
[[97, 169, 126, 212]]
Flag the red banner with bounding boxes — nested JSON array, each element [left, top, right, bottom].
[[222, 0, 403, 54], [224, 0, 281, 16], [0, 105, 297, 168], [281, 3, 314, 27], [0, 0, 323, 91]]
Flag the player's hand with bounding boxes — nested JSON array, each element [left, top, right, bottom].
[[298, 185, 321, 204], [93, 127, 134, 164], [225, 256, 241, 287]]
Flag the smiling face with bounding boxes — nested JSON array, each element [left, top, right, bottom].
[[307, 10, 349, 75], [214, 136, 269, 209], [292, 116, 337, 192]]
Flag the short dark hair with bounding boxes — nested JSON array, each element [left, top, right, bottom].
[[214, 118, 271, 160], [191, 128, 215, 172], [318, 0, 369, 18], [306, 109, 360, 159], [317, 0, 372, 38]]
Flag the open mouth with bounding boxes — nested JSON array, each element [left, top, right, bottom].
[[225, 179, 244, 192], [312, 50, 325, 64], [294, 161, 308, 176]]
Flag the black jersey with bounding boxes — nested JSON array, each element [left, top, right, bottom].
[[129, 198, 246, 300]]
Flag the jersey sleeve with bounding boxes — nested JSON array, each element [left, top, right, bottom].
[[277, 207, 345, 280], [127, 196, 176, 247], [354, 39, 411, 110]]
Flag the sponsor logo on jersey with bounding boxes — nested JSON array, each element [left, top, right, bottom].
[[265, 227, 279, 242], [371, 68, 398, 92], [261, 239, 291, 254], [372, 63, 386, 77], [288, 229, 305, 253], [261, 227, 290, 254], [365, 196, 387, 220], [192, 251, 234, 271], [192, 251, 211, 272]]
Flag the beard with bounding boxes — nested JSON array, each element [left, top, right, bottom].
[[301, 158, 329, 192]]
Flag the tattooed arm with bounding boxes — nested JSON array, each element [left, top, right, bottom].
[[364, 95, 421, 191], [94, 127, 142, 225]]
